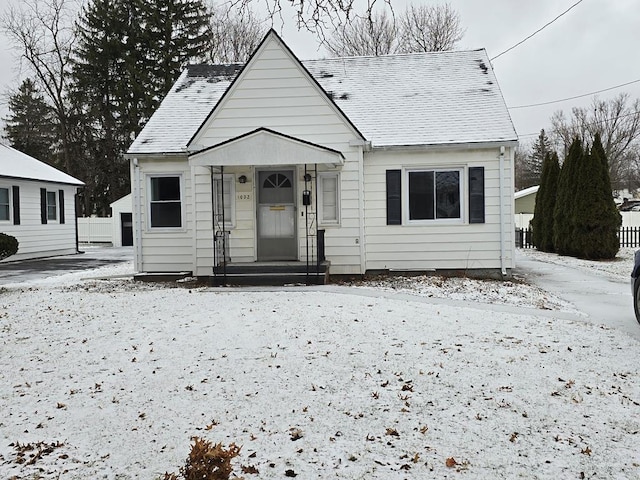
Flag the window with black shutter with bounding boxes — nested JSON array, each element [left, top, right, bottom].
[[468, 167, 485, 224], [386, 170, 402, 225]]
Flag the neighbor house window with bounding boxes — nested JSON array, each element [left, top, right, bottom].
[[46, 191, 57, 221], [149, 175, 182, 228], [407, 169, 462, 221], [318, 172, 340, 225], [213, 175, 235, 228], [0, 187, 9, 221]]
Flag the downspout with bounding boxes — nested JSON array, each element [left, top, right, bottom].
[[358, 145, 367, 275], [210, 167, 217, 284], [74, 189, 80, 253], [499, 146, 507, 278], [133, 158, 143, 273]]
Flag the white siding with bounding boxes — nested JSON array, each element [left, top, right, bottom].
[[132, 157, 194, 273], [0, 178, 79, 262], [110, 193, 132, 247], [363, 147, 515, 273]]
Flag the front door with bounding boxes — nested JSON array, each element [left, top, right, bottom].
[[257, 170, 297, 260]]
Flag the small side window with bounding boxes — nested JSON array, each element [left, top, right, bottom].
[[318, 172, 340, 225], [149, 176, 182, 228], [0, 187, 9, 221]]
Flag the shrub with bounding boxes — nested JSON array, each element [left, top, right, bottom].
[[0, 233, 19, 260], [163, 437, 241, 480]]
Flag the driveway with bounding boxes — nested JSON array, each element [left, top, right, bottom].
[[0, 246, 133, 285], [514, 250, 640, 341]]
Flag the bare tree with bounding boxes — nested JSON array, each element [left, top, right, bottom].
[[226, 0, 392, 39], [399, 3, 464, 53], [208, 6, 267, 63], [325, 10, 398, 56], [1, 0, 78, 174], [551, 93, 640, 190], [326, 3, 464, 57]]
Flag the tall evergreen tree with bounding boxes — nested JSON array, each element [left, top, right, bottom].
[[531, 151, 560, 252], [70, 0, 212, 214], [3, 79, 56, 162], [572, 134, 621, 259], [553, 137, 583, 255], [142, 0, 213, 103]]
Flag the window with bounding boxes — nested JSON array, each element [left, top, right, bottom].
[[213, 175, 235, 228], [407, 169, 461, 221], [46, 191, 57, 221], [0, 187, 9, 221], [318, 172, 340, 225], [149, 175, 182, 228]]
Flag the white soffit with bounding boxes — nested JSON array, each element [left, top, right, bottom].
[[189, 130, 344, 167]]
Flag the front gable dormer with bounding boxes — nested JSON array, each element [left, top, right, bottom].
[[187, 30, 364, 153]]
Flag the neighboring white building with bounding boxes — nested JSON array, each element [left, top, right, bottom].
[[0, 143, 84, 262], [110, 193, 133, 247], [515, 185, 539, 214], [126, 30, 518, 282]]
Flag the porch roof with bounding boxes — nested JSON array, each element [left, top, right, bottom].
[[188, 128, 344, 168]]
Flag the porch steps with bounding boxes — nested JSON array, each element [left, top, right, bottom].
[[211, 261, 330, 286]]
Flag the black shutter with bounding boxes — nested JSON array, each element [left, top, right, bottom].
[[40, 188, 47, 224], [12, 186, 20, 225], [59, 190, 65, 224], [386, 170, 402, 225], [469, 167, 485, 224]]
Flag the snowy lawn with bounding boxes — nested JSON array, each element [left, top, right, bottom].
[[1, 257, 639, 479]]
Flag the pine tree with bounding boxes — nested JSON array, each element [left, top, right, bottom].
[[3, 79, 57, 163], [528, 129, 552, 185], [141, 0, 213, 101], [572, 134, 621, 259], [531, 151, 560, 252], [71, 0, 135, 215], [553, 137, 583, 255], [70, 0, 212, 214]]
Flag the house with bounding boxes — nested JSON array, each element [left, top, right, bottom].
[[126, 30, 518, 283], [0, 143, 84, 262], [515, 185, 539, 214], [110, 193, 133, 247]]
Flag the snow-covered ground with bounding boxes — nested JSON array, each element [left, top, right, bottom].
[[1, 251, 639, 479]]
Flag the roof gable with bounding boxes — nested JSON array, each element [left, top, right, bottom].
[[187, 29, 364, 151], [0, 143, 84, 185]]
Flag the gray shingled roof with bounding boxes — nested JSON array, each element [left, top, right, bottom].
[[128, 49, 517, 155]]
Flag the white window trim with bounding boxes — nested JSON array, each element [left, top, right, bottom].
[[0, 185, 11, 223], [317, 171, 340, 226], [212, 174, 236, 229], [46, 190, 58, 223], [404, 167, 464, 225], [146, 173, 185, 231]]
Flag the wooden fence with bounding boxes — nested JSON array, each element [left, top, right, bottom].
[[516, 226, 640, 249]]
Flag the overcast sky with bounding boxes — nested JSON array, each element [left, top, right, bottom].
[[1, 0, 639, 146]]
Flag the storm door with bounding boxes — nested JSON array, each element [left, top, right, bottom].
[[257, 170, 297, 260]]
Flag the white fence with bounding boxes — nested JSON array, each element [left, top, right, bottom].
[[78, 217, 112, 244], [515, 211, 640, 229]]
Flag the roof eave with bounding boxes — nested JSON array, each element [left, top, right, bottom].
[[0, 173, 85, 186], [370, 139, 519, 152]]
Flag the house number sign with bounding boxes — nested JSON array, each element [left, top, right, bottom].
[[237, 193, 251, 201]]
